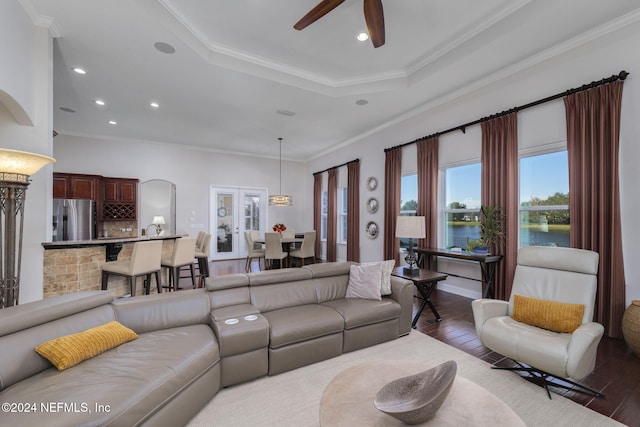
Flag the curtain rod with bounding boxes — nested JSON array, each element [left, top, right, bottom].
[[313, 158, 359, 176], [384, 70, 629, 152]]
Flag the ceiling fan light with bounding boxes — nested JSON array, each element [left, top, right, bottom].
[[357, 32, 369, 42]]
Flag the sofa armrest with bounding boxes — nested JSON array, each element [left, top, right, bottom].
[[566, 322, 604, 380], [471, 299, 509, 339], [111, 289, 210, 334], [389, 276, 414, 335]]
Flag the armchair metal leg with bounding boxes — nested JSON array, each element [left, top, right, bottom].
[[491, 360, 605, 399]]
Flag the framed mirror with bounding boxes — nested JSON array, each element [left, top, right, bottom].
[[367, 177, 378, 191], [140, 179, 176, 236]]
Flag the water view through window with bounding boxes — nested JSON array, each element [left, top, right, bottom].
[[401, 150, 570, 251]]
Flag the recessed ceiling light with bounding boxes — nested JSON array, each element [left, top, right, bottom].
[[150, 102, 159, 108], [356, 99, 368, 106], [357, 33, 369, 42], [94, 99, 105, 106], [154, 42, 175, 54], [73, 67, 86, 75], [59, 107, 76, 113], [108, 120, 117, 125]]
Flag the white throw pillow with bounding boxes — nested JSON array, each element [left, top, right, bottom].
[[346, 263, 383, 301], [362, 260, 395, 296]]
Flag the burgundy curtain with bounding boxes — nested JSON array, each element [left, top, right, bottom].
[[417, 137, 439, 250], [384, 148, 402, 263], [326, 168, 338, 262], [347, 161, 360, 262], [313, 172, 322, 260], [565, 81, 626, 338], [481, 112, 518, 301]]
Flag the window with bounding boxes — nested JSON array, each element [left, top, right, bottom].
[[321, 191, 327, 241], [443, 163, 481, 249], [338, 187, 347, 243], [399, 174, 418, 248], [519, 150, 569, 247]]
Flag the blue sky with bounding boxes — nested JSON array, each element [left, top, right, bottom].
[[401, 151, 569, 207]]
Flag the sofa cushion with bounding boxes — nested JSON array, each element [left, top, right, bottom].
[[262, 305, 344, 349], [346, 263, 382, 300], [35, 321, 138, 371], [322, 298, 401, 329], [0, 325, 219, 427]]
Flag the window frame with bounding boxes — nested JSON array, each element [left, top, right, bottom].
[[441, 161, 482, 249], [338, 187, 348, 244]]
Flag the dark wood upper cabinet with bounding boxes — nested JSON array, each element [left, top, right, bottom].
[[101, 177, 138, 221], [53, 173, 99, 200]]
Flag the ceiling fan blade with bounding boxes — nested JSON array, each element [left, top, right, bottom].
[[363, 0, 385, 47], [294, 0, 346, 30]]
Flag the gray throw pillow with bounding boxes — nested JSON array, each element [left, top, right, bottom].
[[346, 263, 383, 301]]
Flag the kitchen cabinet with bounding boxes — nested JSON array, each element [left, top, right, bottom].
[[100, 177, 138, 220], [53, 173, 100, 200]]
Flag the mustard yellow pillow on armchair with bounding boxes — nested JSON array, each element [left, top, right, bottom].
[[35, 321, 138, 370], [512, 294, 585, 333]]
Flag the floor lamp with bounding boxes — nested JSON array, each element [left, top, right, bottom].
[[0, 149, 55, 308]]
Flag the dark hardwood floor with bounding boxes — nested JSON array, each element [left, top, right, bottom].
[[201, 259, 639, 426]]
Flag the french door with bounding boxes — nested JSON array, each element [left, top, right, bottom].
[[210, 186, 267, 260]]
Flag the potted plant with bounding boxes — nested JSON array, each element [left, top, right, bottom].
[[466, 239, 487, 254], [479, 205, 505, 255]]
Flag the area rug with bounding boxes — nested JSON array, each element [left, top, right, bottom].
[[187, 332, 624, 427]]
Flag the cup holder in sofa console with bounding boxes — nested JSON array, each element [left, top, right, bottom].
[[214, 313, 270, 387]]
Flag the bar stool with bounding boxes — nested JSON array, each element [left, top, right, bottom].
[[162, 238, 197, 292], [101, 240, 163, 296], [195, 233, 211, 287]]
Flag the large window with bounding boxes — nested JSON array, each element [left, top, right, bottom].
[[338, 187, 347, 243], [443, 163, 481, 249], [519, 150, 569, 247], [399, 174, 418, 248]]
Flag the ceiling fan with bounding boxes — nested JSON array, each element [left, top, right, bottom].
[[294, 0, 385, 48]]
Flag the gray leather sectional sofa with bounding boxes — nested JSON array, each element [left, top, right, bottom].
[[0, 262, 413, 426]]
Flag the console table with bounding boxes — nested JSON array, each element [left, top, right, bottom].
[[415, 248, 502, 299]]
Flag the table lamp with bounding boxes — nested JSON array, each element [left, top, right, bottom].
[[396, 216, 426, 275], [152, 215, 166, 236]]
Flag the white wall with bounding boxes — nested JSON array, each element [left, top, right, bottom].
[[0, 1, 53, 303], [305, 20, 640, 304], [53, 135, 307, 238]]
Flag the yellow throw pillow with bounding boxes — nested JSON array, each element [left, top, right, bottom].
[[512, 294, 585, 333], [35, 321, 138, 370]]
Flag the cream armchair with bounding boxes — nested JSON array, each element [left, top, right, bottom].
[[472, 246, 604, 399]]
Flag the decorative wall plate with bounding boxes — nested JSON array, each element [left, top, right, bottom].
[[367, 197, 379, 214], [367, 177, 378, 191], [366, 221, 379, 239]]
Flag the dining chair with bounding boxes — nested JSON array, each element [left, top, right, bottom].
[[161, 238, 197, 292], [264, 232, 287, 269], [244, 231, 265, 272], [101, 240, 163, 296], [281, 228, 295, 239], [289, 230, 316, 267]]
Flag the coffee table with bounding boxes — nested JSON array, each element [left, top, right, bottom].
[[320, 361, 525, 426]]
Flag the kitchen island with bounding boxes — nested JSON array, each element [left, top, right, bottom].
[[42, 235, 184, 299]]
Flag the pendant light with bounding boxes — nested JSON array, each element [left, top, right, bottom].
[[269, 137, 292, 206]]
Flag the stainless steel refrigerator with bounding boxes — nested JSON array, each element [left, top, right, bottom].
[[52, 199, 96, 241]]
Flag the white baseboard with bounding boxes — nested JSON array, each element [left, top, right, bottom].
[[437, 282, 482, 300]]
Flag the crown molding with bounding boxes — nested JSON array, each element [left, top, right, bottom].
[[19, 0, 63, 37]]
